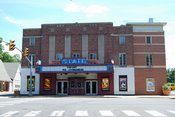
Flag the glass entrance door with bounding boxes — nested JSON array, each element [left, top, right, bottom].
[[57, 81, 68, 95], [85, 81, 97, 95]]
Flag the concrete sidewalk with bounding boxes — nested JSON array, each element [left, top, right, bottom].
[[1, 91, 175, 98]]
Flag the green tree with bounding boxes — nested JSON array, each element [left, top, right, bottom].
[[0, 38, 19, 62], [0, 38, 3, 53], [167, 68, 175, 83]]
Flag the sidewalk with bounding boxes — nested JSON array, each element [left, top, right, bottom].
[[1, 92, 175, 98]]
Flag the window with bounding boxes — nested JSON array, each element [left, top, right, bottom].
[[119, 53, 126, 66], [146, 54, 153, 66], [145, 36, 152, 44], [29, 37, 35, 46], [89, 53, 97, 59], [29, 54, 35, 66], [72, 53, 80, 58], [119, 36, 125, 45], [27, 76, 35, 91], [56, 53, 63, 61]]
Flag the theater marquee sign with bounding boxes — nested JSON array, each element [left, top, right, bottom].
[[36, 65, 113, 73]]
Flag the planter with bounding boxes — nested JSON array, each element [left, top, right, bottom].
[[162, 89, 171, 96]]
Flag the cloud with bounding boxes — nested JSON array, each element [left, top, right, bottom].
[[4, 15, 59, 28], [64, 3, 109, 17], [64, 2, 81, 12]]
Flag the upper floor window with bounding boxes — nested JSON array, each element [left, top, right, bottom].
[[146, 54, 153, 66], [119, 53, 126, 66], [56, 53, 63, 61], [119, 36, 125, 45], [72, 53, 80, 58], [89, 53, 97, 59], [145, 36, 152, 44], [29, 54, 35, 66], [29, 37, 35, 46]]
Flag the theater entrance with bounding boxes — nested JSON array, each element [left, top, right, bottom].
[[69, 78, 85, 95], [85, 80, 98, 95], [56, 81, 68, 95]]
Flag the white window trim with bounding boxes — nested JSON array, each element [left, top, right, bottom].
[[145, 36, 152, 44], [119, 53, 126, 66], [29, 37, 36, 46], [146, 54, 153, 66]]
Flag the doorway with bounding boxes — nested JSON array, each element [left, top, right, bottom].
[[85, 80, 98, 95], [57, 81, 68, 95]]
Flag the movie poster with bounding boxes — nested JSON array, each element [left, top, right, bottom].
[[119, 76, 127, 91], [44, 78, 51, 90], [146, 78, 155, 92], [102, 78, 109, 91], [27, 76, 35, 91]]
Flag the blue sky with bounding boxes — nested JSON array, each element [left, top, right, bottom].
[[0, 0, 175, 68]]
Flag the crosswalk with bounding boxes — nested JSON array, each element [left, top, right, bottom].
[[0, 110, 175, 117], [0, 98, 45, 108]]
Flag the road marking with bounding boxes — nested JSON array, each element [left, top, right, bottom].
[[145, 110, 166, 116], [0, 111, 19, 117], [75, 110, 88, 116], [122, 110, 141, 116], [50, 111, 65, 116], [99, 110, 114, 116], [24, 111, 41, 116], [168, 110, 175, 114]]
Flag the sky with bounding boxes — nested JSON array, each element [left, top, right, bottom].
[[0, 0, 174, 68]]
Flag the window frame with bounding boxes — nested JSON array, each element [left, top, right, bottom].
[[145, 36, 152, 44], [119, 53, 126, 66], [89, 53, 97, 59], [29, 37, 36, 46], [72, 53, 80, 58], [119, 36, 125, 45], [56, 53, 63, 61], [146, 54, 153, 66]]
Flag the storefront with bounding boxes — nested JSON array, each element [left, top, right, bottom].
[[36, 64, 114, 95]]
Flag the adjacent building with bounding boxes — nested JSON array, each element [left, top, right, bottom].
[[0, 60, 21, 92], [21, 19, 166, 95]]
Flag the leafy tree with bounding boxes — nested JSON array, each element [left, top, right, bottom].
[[0, 38, 3, 53], [0, 38, 19, 62], [167, 68, 175, 83]]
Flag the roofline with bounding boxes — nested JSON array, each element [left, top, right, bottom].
[[126, 22, 167, 26], [41, 22, 113, 26]]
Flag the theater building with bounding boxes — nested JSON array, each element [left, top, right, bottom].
[[20, 19, 166, 95]]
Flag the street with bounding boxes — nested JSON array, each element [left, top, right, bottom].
[[0, 96, 175, 117]]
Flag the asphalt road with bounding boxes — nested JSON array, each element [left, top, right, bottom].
[[0, 96, 175, 117]]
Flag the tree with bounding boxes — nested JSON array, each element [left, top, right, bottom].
[[0, 38, 19, 62], [167, 68, 175, 83], [0, 38, 3, 53]]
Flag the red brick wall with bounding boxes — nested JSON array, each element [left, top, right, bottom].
[[135, 68, 166, 95]]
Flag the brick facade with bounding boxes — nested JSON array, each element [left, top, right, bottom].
[[21, 21, 166, 95]]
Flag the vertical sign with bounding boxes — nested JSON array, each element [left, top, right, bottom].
[[146, 78, 155, 92], [119, 75, 127, 91], [102, 78, 109, 91], [27, 76, 35, 91]]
